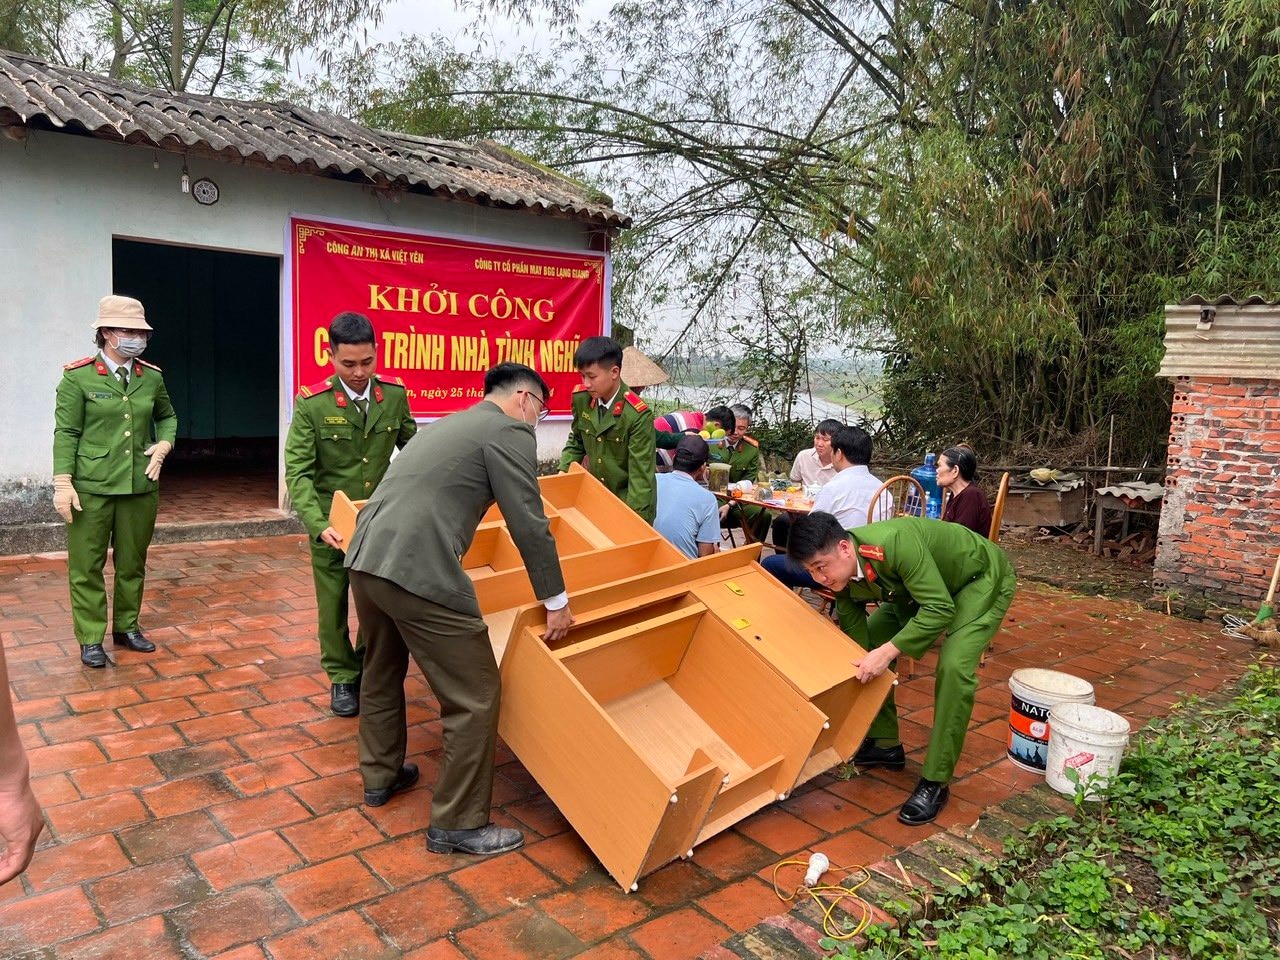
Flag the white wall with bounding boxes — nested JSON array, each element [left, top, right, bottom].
[[0, 130, 580, 514]]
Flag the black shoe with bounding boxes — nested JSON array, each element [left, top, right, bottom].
[[853, 740, 907, 770], [80, 643, 107, 668], [427, 823, 524, 856], [330, 682, 359, 717], [898, 778, 950, 825], [111, 630, 156, 652], [364, 763, 419, 807]]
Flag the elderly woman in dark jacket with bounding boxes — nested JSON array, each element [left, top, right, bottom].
[[938, 445, 993, 538]]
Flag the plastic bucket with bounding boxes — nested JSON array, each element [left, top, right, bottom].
[[1007, 668, 1095, 772], [1045, 703, 1130, 799]]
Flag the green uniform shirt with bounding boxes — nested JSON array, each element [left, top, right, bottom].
[[831, 516, 1010, 659], [715, 436, 761, 483], [53, 354, 178, 495], [558, 381, 657, 522], [284, 374, 417, 541]]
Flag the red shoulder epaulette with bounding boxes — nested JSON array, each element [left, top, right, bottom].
[[63, 357, 94, 370], [744, 436, 759, 447], [572, 383, 588, 393], [376, 374, 406, 387], [858, 544, 886, 562], [298, 378, 333, 399], [625, 391, 648, 413], [138, 359, 163, 371]]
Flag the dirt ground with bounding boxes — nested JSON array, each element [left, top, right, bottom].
[[1000, 526, 1158, 606]]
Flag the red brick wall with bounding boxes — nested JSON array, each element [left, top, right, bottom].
[[1154, 375, 1280, 604]]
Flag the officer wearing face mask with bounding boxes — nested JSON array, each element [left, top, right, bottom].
[[53, 295, 178, 668]]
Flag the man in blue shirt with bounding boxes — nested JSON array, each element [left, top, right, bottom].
[[654, 436, 721, 558]]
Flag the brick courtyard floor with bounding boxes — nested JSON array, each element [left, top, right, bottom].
[[0, 535, 1259, 960]]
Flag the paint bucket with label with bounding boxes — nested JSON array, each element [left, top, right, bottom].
[[1007, 668, 1095, 772], [1045, 703, 1130, 799]]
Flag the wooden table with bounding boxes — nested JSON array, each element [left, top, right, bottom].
[[713, 491, 814, 545], [1092, 491, 1163, 555]]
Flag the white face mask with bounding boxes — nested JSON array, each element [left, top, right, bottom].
[[111, 334, 148, 358]]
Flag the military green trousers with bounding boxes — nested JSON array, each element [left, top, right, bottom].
[[723, 502, 773, 542], [66, 489, 158, 646], [856, 555, 1017, 783], [308, 539, 364, 684], [349, 570, 498, 831]]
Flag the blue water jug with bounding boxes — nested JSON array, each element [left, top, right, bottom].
[[910, 453, 943, 519]]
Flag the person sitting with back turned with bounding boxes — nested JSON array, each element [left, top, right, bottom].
[[345, 362, 575, 858], [654, 435, 721, 559], [761, 425, 885, 590], [771, 418, 843, 549], [938, 444, 993, 537], [654, 406, 736, 468], [788, 512, 1016, 826]]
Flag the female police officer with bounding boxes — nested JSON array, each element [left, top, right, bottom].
[[53, 295, 178, 667]]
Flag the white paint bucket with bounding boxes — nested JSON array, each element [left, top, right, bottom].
[[1007, 668, 1096, 772], [1046, 702, 1131, 799]]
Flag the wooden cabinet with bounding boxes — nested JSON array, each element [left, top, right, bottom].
[[329, 464, 892, 889]]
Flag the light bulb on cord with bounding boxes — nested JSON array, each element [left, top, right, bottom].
[[803, 852, 830, 887], [180, 163, 190, 193]]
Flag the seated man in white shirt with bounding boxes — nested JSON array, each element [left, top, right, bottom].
[[654, 436, 722, 558], [771, 418, 843, 549], [762, 425, 886, 590]]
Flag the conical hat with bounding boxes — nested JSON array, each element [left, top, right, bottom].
[[621, 346, 668, 388]]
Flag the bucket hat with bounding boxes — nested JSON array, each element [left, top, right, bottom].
[[93, 295, 153, 331]]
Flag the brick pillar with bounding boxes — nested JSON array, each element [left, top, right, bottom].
[[1154, 375, 1280, 604]]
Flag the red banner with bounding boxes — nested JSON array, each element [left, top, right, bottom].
[[289, 217, 608, 418]]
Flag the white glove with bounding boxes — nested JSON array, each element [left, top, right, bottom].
[[53, 474, 81, 523], [143, 441, 173, 481]]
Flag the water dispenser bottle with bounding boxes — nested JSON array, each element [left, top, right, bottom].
[[910, 453, 943, 519]]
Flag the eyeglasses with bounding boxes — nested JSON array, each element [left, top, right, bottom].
[[521, 390, 550, 422]]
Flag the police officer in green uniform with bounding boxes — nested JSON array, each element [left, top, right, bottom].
[[558, 336, 656, 523], [53, 295, 178, 668], [716, 403, 771, 540], [284, 312, 417, 716], [789, 512, 1017, 825]]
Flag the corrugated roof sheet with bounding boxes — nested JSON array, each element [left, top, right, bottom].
[[1179, 295, 1280, 306], [1159, 302, 1280, 378], [0, 49, 629, 228]]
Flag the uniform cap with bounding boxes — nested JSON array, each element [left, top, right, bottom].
[[93, 295, 153, 331], [621, 346, 668, 388]]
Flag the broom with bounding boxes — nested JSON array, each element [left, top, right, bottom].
[[1241, 552, 1280, 649]]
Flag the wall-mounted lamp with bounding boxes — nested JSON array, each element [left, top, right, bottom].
[[1196, 306, 1215, 331], [180, 162, 190, 194]]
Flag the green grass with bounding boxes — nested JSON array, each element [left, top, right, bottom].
[[825, 659, 1280, 960]]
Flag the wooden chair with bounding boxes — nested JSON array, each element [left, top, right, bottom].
[[866, 475, 926, 523], [988, 471, 1011, 542], [980, 471, 1011, 666]]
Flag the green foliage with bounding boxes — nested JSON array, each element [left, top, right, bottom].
[[822, 661, 1280, 959]]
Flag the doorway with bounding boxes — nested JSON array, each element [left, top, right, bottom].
[[112, 239, 281, 522]]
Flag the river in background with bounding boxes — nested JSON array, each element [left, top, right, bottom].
[[645, 383, 871, 425]]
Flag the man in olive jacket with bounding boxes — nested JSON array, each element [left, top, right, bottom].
[[789, 513, 1016, 826], [346, 362, 574, 858], [285, 312, 416, 717]]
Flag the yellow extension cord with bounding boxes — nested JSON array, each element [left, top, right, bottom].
[[770, 858, 876, 941]]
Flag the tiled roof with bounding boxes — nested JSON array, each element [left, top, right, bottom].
[[0, 49, 628, 228]]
